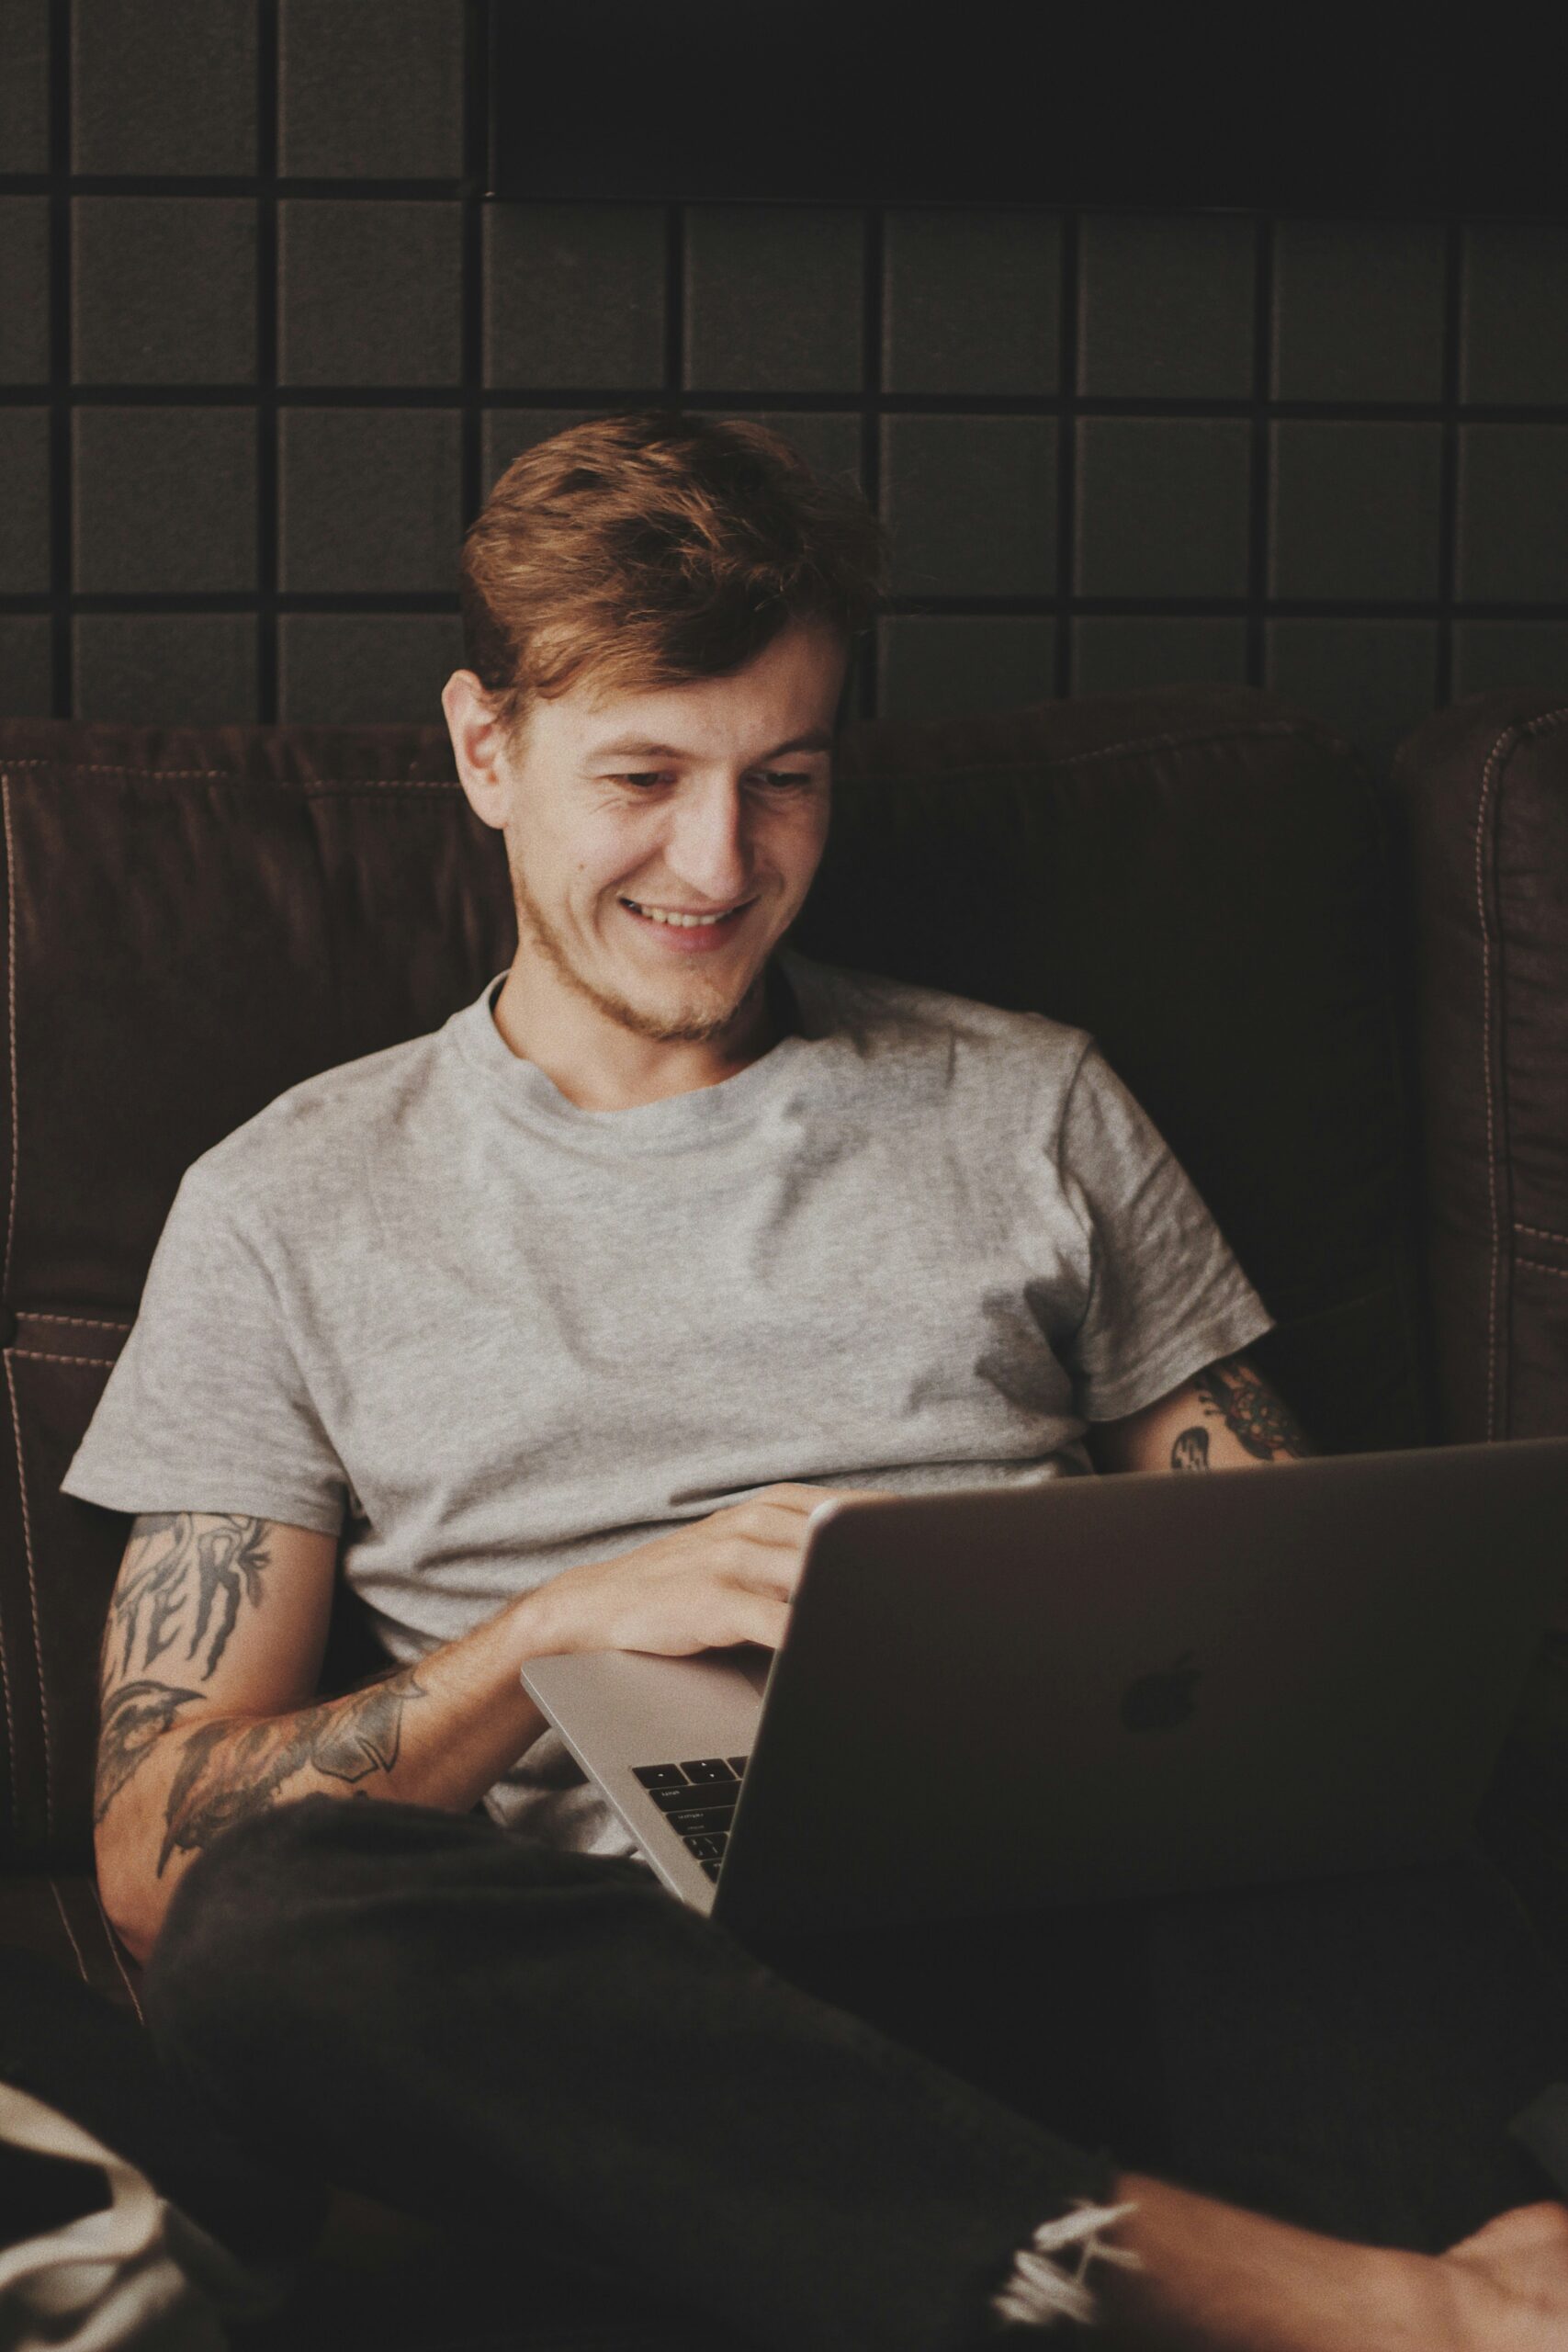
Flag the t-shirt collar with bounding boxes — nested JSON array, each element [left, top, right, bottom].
[[450, 945, 822, 1148]]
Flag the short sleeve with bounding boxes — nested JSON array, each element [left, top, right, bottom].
[[1055, 1042, 1275, 1423], [60, 1161, 347, 1534]]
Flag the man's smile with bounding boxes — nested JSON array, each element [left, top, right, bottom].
[[617, 895, 756, 948]]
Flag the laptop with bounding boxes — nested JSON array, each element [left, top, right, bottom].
[[522, 1436, 1568, 1941]]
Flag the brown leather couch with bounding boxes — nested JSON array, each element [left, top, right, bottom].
[[1, 683, 1564, 2346]]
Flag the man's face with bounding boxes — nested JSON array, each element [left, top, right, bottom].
[[487, 618, 847, 1048]]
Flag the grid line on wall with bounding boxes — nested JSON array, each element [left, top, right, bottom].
[[1244, 216, 1272, 690], [457, 0, 485, 594], [4, 3, 1568, 755], [45, 0, 72, 715], [1051, 208, 1079, 700], [857, 201, 882, 722], [1432, 220, 1465, 708], [254, 0, 278, 720]]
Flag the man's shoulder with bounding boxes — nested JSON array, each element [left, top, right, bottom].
[[791, 949, 1091, 1077], [184, 1014, 460, 1216]]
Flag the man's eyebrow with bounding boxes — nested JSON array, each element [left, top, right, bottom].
[[583, 730, 835, 762]]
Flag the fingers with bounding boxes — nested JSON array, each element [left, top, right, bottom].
[[723, 1589, 791, 1650], [751, 1482, 897, 1510], [741, 1484, 896, 1538], [733, 1499, 830, 1549]]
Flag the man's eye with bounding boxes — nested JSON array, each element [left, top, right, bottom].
[[610, 773, 812, 790]]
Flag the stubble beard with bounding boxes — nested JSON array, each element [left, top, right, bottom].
[[506, 844, 763, 1046]]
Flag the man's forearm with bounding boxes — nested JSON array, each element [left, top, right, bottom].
[[97, 1600, 550, 1961]]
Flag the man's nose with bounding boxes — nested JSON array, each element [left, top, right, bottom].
[[662, 779, 755, 898]]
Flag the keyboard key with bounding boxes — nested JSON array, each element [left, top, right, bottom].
[[667, 1805, 736, 1836], [701, 1860, 722, 1880], [633, 1764, 687, 1789], [728, 1757, 750, 1775], [649, 1784, 729, 1813], [680, 1758, 737, 1782], [682, 1833, 727, 1859]]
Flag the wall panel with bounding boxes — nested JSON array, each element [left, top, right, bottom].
[[3, 0, 1567, 765]]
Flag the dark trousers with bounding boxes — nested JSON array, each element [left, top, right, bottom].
[[141, 1795, 1568, 2352]]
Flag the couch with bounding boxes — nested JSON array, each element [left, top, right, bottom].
[[1, 681, 1564, 2346]]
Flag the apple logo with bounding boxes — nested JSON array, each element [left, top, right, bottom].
[[1120, 1650, 1201, 1733]]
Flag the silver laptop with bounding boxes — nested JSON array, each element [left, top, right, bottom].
[[522, 1436, 1568, 1941]]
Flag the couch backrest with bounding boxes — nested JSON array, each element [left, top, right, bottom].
[[1394, 692, 1568, 1445], [0, 686, 1423, 1866]]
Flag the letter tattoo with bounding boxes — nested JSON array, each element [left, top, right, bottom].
[[107, 1514, 273, 1684], [1170, 1427, 1211, 1471]]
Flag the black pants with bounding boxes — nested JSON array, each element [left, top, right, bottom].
[[141, 1796, 1568, 2352]]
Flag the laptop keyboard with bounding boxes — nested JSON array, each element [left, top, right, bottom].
[[633, 1757, 750, 1879]]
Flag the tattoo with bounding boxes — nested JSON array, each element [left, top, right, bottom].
[[1170, 1427, 1210, 1471], [94, 1677, 206, 1824], [1190, 1356, 1314, 1463], [107, 1513, 273, 1684], [157, 1667, 427, 1875]]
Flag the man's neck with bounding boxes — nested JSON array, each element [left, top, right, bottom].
[[491, 953, 798, 1113]]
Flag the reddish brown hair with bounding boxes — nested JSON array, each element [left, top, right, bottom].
[[459, 410, 889, 737]]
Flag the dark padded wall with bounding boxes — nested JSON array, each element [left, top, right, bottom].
[[3, 0, 1568, 762]]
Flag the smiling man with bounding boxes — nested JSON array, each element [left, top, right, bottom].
[[64, 413, 1568, 2351], [449, 613, 840, 1106]]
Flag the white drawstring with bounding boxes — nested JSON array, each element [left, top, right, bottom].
[[990, 2197, 1143, 2330]]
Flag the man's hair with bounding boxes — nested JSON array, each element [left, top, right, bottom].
[[459, 410, 890, 739]]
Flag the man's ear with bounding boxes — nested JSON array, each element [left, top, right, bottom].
[[442, 670, 513, 832]]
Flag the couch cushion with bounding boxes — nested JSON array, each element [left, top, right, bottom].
[[0, 690, 1422, 1866], [0, 1868, 142, 2011], [1393, 691, 1568, 1443]]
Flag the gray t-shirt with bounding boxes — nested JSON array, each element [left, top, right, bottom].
[[63, 946, 1273, 1855]]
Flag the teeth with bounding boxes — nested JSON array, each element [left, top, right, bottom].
[[626, 900, 742, 928]]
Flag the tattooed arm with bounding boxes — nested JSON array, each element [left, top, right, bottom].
[[94, 1511, 554, 1962], [1084, 1351, 1317, 1476]]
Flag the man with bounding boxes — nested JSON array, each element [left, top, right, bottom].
[[65, 413, 1568, 2349]]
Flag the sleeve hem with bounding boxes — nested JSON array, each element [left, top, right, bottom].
[[1079, 1300, 1276, 1426], [58, 1474, 344, 1539]]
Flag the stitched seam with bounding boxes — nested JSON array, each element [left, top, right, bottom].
[[1474, 726, 1510, 1441], [5, 718, 1318, 791], [1516, 1225, 1568, 1245], [0, 1459, 16, 1838], [1468, 706, 1568, 1439], [4, 1349, 51, 1836], [88, 1880, 144, 2022], [47, 1875, 88, 1985], [2, 778, 17, 1313], [846, 718, 1328, 783], [1519, 1260, 1568, 1281], [1010, 719, 1313, 770], [17, 1313, 130, 1333], [1, 761, 458, 788], [11, 1349, 120, 1367]]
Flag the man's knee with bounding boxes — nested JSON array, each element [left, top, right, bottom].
[[142, 1793, 660, 2048], [142, 1796, 369, 2038]]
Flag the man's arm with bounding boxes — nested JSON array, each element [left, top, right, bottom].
[[1085, 1349, 1316, 1476], [95, 1482, 878, 1963], [94, 1510, 557, 1964]]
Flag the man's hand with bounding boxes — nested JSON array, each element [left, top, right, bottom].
[[513, 1483, 892, 1661]]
